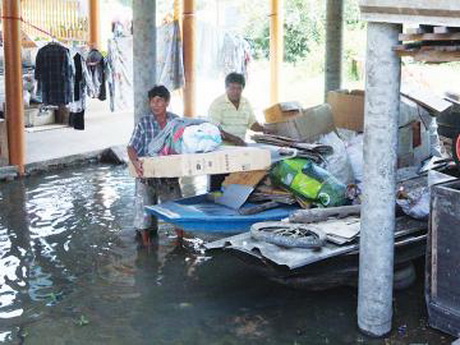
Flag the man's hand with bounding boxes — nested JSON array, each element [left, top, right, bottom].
[[230, 136, 247, 146], [134, 159, 144, 177], [220, 129, 247, 146]]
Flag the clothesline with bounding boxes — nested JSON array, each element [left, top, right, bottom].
[[1, 15, 86, 43]]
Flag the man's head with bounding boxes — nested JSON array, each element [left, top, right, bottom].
[[225, 72, 245, 104], [148, 85, 170, 116]]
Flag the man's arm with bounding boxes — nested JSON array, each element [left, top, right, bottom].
[[127, 145, 143, 177], [219, 129, 246, 146], [250, 121, 265, 132]]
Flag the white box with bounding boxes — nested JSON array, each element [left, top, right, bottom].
[[129, 146, 272, 178], [24, 107, 55, 127]]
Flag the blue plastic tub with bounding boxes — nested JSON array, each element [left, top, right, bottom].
[[145, 194, 298, 233]]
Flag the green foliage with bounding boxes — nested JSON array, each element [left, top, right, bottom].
[[244, 0, 363, 63], [244, 0, 326, 63]]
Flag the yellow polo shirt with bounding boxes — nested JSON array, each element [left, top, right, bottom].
[[208, 94, 256, 139]]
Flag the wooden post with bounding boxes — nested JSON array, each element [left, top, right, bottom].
[[183, 0, 196, 117], [3, 0, 25, 174], [270, 0, 283, 105], [89, 0, 100, 48], [174, 0, 182, 22]]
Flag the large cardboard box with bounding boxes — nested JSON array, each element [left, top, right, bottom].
[[0, 119, 8, 166], [327, 89, 437, 132], [129, 146, 272, 178], [264, 104, 335, 142], [264, 101, 302, 124], [327, 90, 365, 132]]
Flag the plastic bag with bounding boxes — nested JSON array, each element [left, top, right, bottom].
[[181, 122, 222, 154], [345, 134, 364, 185], [396, 170, 456, 220], [270, 158, 349, 207], [318, 131, 354, 185]]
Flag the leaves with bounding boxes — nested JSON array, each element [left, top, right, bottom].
[[75, 315, 90, 327]]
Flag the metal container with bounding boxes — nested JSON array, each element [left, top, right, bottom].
[[427, 180, 460, 337]]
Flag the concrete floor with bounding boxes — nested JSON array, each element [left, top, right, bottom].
[[26, 100, 134, 165]]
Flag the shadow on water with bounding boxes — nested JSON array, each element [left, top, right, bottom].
[[0, 165, 453, 344]]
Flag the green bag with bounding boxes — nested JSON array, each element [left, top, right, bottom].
[[270, 158, 348, 207]]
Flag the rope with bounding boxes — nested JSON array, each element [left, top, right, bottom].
[[2, 15, 55, 39]]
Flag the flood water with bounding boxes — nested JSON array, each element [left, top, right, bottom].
[[0, 164, 453, 344]]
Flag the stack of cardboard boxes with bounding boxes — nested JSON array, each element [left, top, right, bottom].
[[263, 89, 438, 168]]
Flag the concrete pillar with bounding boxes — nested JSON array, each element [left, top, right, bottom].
[[3, 0, 25, 175], [89, 0, 100, 49], [270, 0, 283, 105], [133, 0, 156, 121], [183, 0, 196, 117], [324, 0, 343, 100], [132, 0, 157, 230], [357, 22, 402, 337]]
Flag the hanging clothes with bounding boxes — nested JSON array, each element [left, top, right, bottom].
[[86, 49, 107, 101], [34, 42, 74, 106], [106, 20, 185, 112], [156, 21, 185, 91], [68, 51, 94, 130], [106, 37, 134, 112]]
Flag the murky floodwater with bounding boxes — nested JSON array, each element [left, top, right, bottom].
[[0, 164, 453, 344]]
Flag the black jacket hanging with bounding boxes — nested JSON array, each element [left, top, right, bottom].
[[35, 43, 73, 106]]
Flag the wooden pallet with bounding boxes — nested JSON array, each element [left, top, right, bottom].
[[394, 25, 460, 62]]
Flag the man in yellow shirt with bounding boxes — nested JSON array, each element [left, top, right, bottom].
[[208, 72, 265, 190], [208, 72, 264, 146]]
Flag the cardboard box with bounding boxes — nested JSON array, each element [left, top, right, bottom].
[[0, 119, 9, 166], [327, 89, 437, 132], [265, 104, 335, 142], [264, 101, 302, 124], [327, 90, 365, 132], [128, 146, 272, 178]]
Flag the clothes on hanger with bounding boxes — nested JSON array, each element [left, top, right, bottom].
[[68, 51, 95, 130], [86, 49, 107, 101], [34, 42, 74, 106]]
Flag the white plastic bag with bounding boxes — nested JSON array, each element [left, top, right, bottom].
[[345, 134, 364, 185], [318, 131, 354, 185], [396, 170, 456, 220], [181, 122, 222, 154]]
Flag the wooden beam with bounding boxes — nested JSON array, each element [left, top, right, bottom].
[[3, 0, 25, 174], [396, 49, 460, 62], [399, 32, 460, 42], [89, 0, 100, 48], [270, 0, 284, 105], [183, 0, 196, 117]]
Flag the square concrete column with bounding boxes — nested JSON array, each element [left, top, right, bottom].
[[324, 0, 344, 100]]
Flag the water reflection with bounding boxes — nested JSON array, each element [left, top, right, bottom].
[[0, 165, 452, 344]]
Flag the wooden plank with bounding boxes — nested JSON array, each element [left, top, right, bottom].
[[222, 170, 267, 187], [289, 205, 361, 224], [433, 26, 460, 34], [399, 32, 460, 42], [400, 86, 453, 114], [396, 49, 460, 63]]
